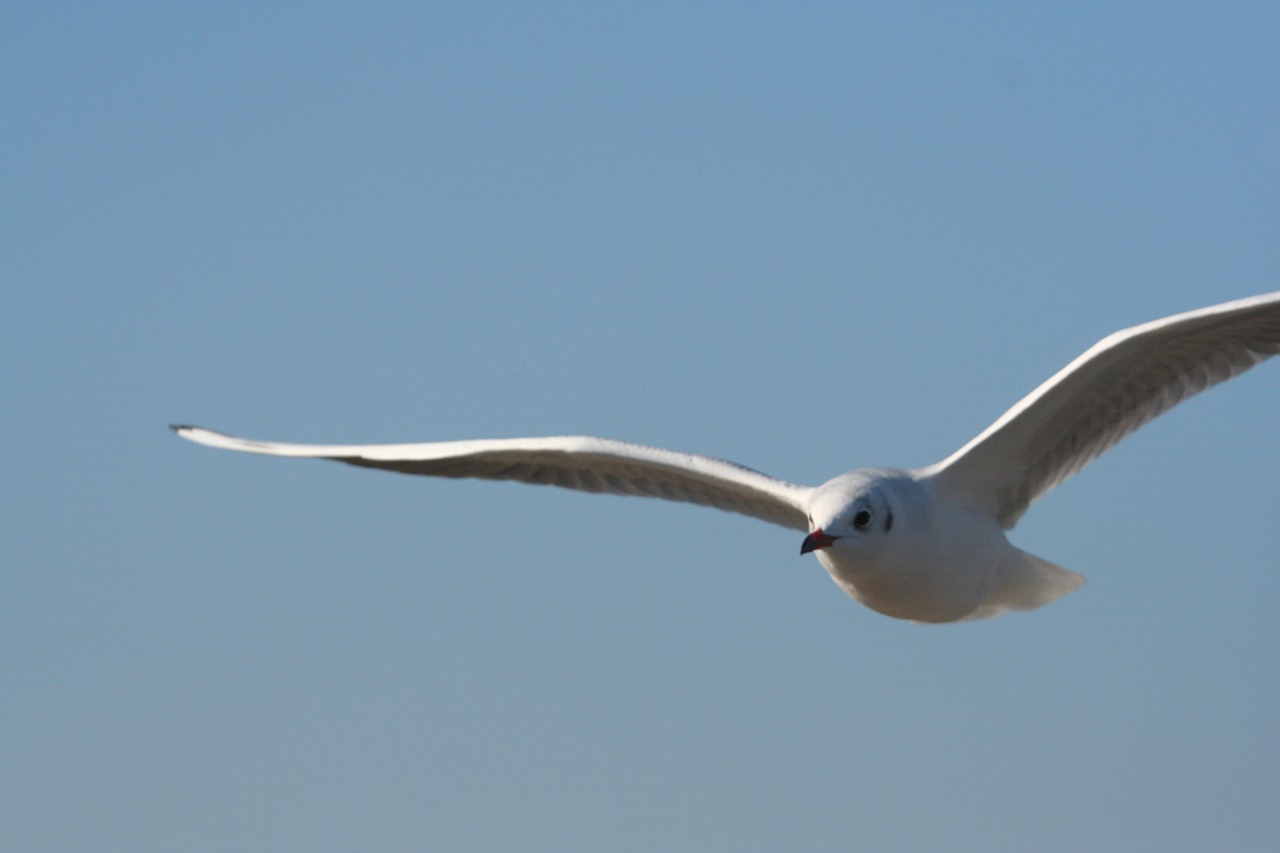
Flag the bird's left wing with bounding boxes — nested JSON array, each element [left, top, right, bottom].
[[172, 426, 813, 531], [928, 291, 1280, 528]]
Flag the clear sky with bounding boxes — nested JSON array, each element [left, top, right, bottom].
[[4, 3, 1278, 851]]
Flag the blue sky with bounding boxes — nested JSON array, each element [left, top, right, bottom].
[[3, 3, 1278, 850]]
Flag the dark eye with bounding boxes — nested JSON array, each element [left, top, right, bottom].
[[853, 509, 872, 529]]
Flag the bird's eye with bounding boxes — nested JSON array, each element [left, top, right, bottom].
[[853, 509, 872, 529]]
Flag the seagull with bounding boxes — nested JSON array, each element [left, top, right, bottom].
[[174, 292, 1280, 622]]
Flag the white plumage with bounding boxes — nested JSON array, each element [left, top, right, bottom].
[[174, 291, 1280, 622]]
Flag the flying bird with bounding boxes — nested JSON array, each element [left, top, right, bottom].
[[174, 292, 1280, 622]]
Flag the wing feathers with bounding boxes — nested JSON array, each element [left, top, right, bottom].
[[173, 426, 813, 531], [931, 291, 1280, 527]]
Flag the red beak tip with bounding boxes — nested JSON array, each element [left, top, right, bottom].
[[800, 529, 838, 555]]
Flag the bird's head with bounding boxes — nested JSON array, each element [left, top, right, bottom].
[[801, 469, 906, 564]]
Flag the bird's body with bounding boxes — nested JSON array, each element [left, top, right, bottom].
[[174, 292, 1280, 622], [802, 469, 1080, 622]]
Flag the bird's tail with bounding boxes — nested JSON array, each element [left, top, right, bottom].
[[965, 548, 1086, 620]]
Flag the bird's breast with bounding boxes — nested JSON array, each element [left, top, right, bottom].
[[816, 515, 1008, 623]]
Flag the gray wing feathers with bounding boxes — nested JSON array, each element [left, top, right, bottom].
[[932, 292, 1280, 528], [172, 427, 813, 531]]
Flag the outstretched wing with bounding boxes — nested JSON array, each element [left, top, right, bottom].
[[929, 291, 1280, 528], [172, 426, 814, 531]]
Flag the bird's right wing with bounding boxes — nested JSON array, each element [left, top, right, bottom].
[[172, 426, 814, 531]]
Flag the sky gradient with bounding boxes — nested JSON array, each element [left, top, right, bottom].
[[4, 4, 1279, 851]]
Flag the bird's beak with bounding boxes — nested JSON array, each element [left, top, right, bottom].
[[800, 528, 839, 555]]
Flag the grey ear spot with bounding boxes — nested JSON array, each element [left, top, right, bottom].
[[883, 507, 894, 532]]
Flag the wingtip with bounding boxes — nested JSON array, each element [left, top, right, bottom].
[[170, 424, 216, 443]]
